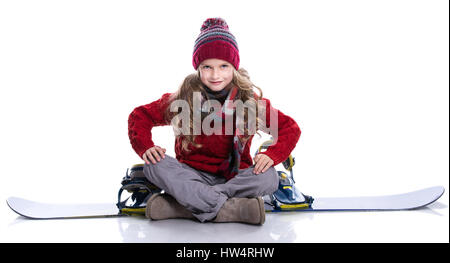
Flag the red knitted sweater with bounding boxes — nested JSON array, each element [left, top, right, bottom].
[[128, 92, 301, 179]]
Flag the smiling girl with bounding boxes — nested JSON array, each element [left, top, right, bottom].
[[128, 17, 301, 225]]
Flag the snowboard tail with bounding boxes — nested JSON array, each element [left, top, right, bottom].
[[265, 186, 445, 212], [6, 197, 124, 219]]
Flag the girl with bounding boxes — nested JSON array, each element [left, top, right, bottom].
[[128, 17, 301, 225]]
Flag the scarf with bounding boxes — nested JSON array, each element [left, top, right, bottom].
[[200, 84, 248, 180]]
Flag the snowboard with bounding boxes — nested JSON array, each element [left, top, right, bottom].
[[6, 186, 445, 219]]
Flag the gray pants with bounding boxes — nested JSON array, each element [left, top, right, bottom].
[[143, 154, 279, 222]]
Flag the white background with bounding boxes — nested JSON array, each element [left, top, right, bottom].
[[0, 0, 448, 242]]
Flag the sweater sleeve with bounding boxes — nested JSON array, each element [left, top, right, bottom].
[[128, 93, 173, 159], [257, 97, 301, 166]]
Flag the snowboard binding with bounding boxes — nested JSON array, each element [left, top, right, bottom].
[[116, 164, 162, 215], [256, 137, 314, 211]]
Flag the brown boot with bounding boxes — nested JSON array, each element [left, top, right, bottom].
[[145, 193, 195, 220], [213, 197, 265, 225]]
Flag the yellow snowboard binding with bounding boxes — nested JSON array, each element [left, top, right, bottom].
[[256, 137, 314, 211]]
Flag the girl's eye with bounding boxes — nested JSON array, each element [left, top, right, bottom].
[[203, 65, 228, 69]]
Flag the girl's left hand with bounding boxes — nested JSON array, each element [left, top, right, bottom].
[[253, 153, 274, 174]]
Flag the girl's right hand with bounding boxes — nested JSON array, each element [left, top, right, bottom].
[[142, 145, 166, 164]]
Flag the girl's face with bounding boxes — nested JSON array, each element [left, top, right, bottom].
[[198, 58, 234, 92]]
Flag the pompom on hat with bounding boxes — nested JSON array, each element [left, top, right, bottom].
[[192, 17, 240, 70]]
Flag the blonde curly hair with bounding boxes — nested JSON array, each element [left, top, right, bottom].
[[163, 67, 266, 152]]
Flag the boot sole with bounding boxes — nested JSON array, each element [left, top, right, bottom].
[[256, 196, 265, 225]]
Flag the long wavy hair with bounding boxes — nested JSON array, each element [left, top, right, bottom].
[[163, 67, 265, 152]]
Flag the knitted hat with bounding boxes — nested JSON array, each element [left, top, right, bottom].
[[192, 17, 240, 70]]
